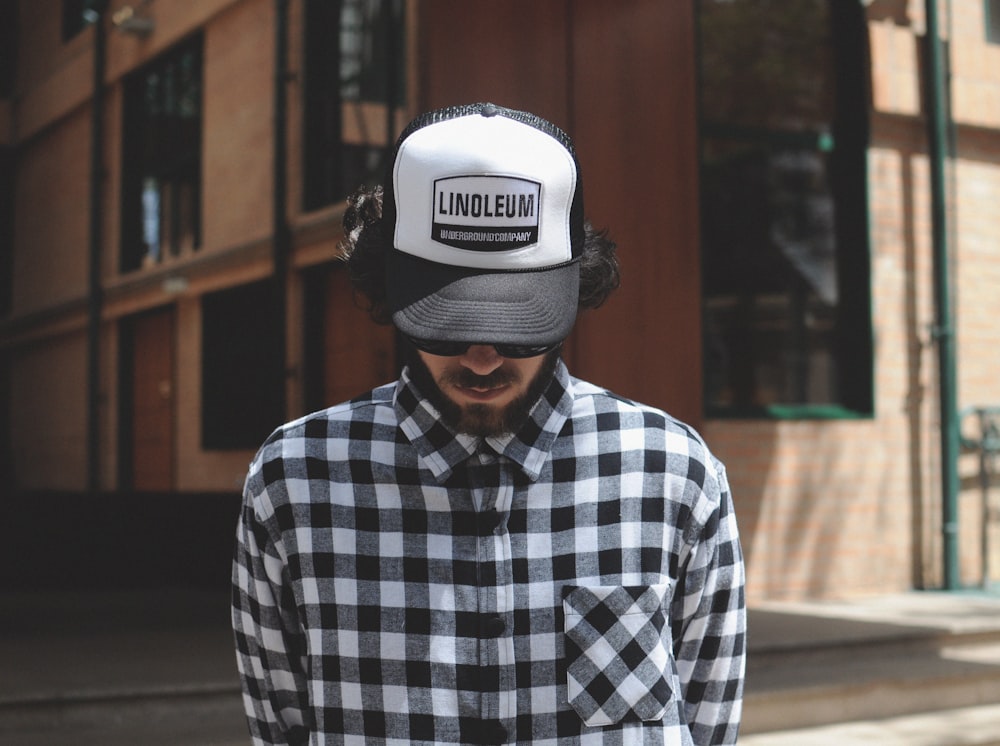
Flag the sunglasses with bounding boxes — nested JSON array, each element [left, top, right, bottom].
[[403, 334, 560, 359]]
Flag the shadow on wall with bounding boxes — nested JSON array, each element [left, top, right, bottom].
[[706, 416, 927, 600]]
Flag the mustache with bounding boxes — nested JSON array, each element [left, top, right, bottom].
[[441, 368, 519, 390]]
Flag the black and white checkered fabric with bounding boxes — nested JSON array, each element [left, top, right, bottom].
[[232, 360, 746, 745], [563, 583, 674, 727]]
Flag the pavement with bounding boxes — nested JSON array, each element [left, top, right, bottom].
[[0, 586, 247, 746], [2, 585, 1000, 744]]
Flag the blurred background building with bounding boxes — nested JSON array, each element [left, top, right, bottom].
[[0, 0, 998, 602]]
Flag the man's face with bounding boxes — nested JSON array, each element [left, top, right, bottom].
[[408, 345, 559, 437]]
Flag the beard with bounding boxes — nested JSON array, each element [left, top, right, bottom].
[[406, 348, 561, 438]]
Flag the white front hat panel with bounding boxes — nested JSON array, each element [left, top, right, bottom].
[[391, 114, 578, 270]]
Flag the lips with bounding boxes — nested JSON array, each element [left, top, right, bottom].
[[445, 368, 518, 399], [454, 383, 509, 402]]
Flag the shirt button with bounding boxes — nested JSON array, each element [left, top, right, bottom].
[[478, 508, 502, 535], [482, 615, 506, 638], [480, 719, 508, 744]]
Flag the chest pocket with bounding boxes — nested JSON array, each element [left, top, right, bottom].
[[562, 583, 674, 727]]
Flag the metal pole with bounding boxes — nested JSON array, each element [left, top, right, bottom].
[[384, 0, 401, 155], [274, 0, 290, 417], [924, 0, 960, 590], [982, 415, 990, 589], [87, 2, 108, 495]]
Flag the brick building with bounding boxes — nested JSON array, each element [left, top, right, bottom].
[[1, 0, 998, 601]]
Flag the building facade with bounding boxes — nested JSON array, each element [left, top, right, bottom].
[[1, 0, 998, 601]]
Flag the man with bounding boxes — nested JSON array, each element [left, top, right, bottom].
[[232, 102, 745, 745]]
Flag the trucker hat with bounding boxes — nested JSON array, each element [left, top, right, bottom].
[[383, 102, 585, 347]]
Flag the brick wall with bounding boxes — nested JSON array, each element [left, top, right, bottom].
[[706, 2, 1000, 601]]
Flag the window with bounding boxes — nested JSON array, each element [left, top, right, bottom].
[[62, 0, 88, 41], [120, 36, 202, 272], [302, 0, 406, 211], [202, 281, 285, 450], [988, 0, 1000, 44], [697, 0, 872, 418]]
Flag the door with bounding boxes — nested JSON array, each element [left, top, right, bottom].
[[125, 307, 175, 491], [305, 264, 397, 411]]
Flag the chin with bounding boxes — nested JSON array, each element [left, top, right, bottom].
[[455, 403, 517, 438]]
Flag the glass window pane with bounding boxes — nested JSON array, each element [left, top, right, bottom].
[[699, 0, 835, 132], [303, 0, 406, 211], [989, 0, 1000, 44], [202, 281, 285, 450], [141, 177, 160, 265], [697, 0, 872, 417], [121, 37, 202, 272], [62, 0, 87, 41]]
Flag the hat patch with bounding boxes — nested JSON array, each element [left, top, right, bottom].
[[432, 175, 540, 252]]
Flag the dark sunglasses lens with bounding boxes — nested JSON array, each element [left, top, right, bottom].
[[406, 335, 556, 359], [492, 344, 555, 358], [408, 337, 469, 356]]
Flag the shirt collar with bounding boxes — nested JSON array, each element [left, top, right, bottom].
[[394, 358, 575, 484]]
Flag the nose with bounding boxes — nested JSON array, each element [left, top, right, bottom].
[[458, 344, 504, 375]]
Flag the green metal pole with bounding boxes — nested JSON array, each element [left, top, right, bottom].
[[924, 0, 960, 590]]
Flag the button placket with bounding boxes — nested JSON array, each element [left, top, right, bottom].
[[467, 447, 514, 735]]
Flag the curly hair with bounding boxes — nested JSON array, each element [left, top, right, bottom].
[[337, 184, 620, 326]]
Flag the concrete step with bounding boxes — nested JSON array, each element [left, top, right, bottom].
[[742, 592, 1000, 736], [739, 703, 1000, 746], [744, 635, 1000, 733], [0, 690, 247, 746]]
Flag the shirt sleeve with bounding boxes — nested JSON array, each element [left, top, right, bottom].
[[231, 476, 312, 746], [671, 458, 747, 745]]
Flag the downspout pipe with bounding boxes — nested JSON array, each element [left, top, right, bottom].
[[924, 0, 960, 590], [273, 0, 290, 418], [86, 2, 108, 496]]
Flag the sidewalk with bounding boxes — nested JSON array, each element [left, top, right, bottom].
[[0, 586, 247, 746], [3, 586, 1000, 744]]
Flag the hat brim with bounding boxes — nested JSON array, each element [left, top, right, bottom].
[[387, 250, 579, 346]]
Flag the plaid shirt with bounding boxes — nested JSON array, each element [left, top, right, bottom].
[[232, 360, 745, 745]]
